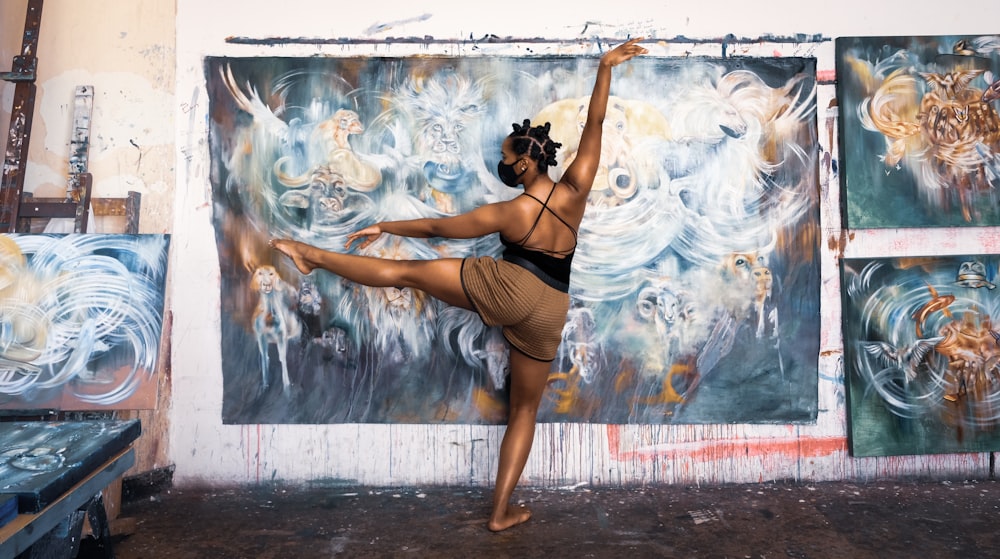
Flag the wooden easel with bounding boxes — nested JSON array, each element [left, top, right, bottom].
[[0, 0, 43, 233], [19, 186, 143, 234], [2, 2, 140, 235]]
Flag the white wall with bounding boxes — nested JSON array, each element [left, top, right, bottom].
[[168, 0, 1000, 487], [8, 0, 1000, 489]]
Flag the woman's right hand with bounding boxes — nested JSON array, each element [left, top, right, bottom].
[[601, 37, 647, 68], [346, 224, 383, 250]]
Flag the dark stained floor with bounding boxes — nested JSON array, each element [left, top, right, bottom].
[[89, 478, 1000, 559]]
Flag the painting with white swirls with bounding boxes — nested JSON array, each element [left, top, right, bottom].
[[0, 234, 170, 410], [837, 35, 1000, 228], [207, 55, 819, 425], [842, 255, 1000, 456]]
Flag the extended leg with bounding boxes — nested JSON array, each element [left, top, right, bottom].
[[488, 348, 551, 532], [270, 239, 472, 310]]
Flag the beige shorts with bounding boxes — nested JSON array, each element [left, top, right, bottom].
[[460, 256, 570, 362]]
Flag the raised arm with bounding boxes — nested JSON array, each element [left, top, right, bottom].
[[561, 38, 647, 196]]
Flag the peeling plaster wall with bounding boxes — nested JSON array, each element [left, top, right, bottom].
[[1, 0, 175, 233], [8, 0, 1000, 489]]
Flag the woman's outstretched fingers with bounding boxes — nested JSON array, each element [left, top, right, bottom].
[[604, 37, 647, 66]]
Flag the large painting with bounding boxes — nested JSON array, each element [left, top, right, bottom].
[[207, 54, 820, 425], [837, 35, 1000, 228], [0, 234, 170, 411], [841, 255, 1000, 456]]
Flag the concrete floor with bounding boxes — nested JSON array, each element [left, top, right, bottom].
[[90, 479, 1000, 559]]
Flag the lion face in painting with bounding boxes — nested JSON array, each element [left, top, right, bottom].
[[402, 74, 486, 194], [251, 265, 280, 295]]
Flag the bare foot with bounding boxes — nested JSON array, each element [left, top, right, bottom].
[[487, 505, 532, 532], [269, 239, 317, 275]]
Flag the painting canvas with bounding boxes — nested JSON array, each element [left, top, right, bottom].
[[0, 234, 170, 411], [836, 35, 1000, 228], [207, 54, 820, 425], [841, 255, 1000, 456]]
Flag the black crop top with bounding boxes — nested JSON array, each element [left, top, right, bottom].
[[500, 182, 577, 288]]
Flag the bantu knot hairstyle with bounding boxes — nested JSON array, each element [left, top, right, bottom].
[[508, 119, 562, 173]]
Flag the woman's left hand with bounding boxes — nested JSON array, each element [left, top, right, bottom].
[[346, 224, 383, 250]]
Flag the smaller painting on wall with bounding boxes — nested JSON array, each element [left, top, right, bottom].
[[0, 234, 170, 411], [842, 254, 1000, 457], [836, 35, 1000, 228]]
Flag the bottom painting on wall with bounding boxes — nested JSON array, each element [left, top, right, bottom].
[[842, 255, 1000, 457]]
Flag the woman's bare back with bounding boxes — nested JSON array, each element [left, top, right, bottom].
[[501, 180, 584, 257]]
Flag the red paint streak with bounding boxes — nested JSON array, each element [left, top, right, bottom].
[[242, 424, 263, 483], [244, 425, 250, 480], [816, 69, 836, 82], [607, 425, 846, 462]]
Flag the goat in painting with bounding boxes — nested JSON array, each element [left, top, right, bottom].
[[251, 265, 302, 392]]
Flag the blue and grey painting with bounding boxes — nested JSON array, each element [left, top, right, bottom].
[[206, 54, 820, 425], [842, 255, 1000, 456], [837, 34, 1000, 228], [0, 234, 169, 410]]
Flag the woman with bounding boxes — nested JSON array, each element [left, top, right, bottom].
[[271, 37, 647, 532]]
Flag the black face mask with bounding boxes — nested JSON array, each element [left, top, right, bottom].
[[497, 159, 526, 187]]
